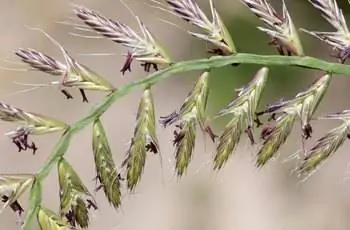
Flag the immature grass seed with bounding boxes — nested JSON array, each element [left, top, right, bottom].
[[123, 87, 159, 190], [73, 5, 172, 74], [58, 158, 97, 228], [241, 0, 304, 56], [160, 71, 210, 176], [256, 74, 331, 166], [257, 109, 299, 167], [298, 110, 350, 178], [0, 102, 68, 153], [16, 46, 115, 102], [37, 206, 71, 230], [0, 174, 34, 212], [92, 119, 121, 208], [214, 67, 268, 170], [165, 0, 236, 55], [303, 0, 350, 63]]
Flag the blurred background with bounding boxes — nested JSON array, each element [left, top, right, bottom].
[[1, 0, 350, 229]]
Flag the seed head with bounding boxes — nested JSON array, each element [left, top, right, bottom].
[[298, 110, 350, 178], [257, 109, 298, 167], [165, 0, 236, 55], [92, 119, 121, 208], [160, 71, 210, 176], [58, 158, 97, 228], [256, 74, 331, 166], [298, 74, 332, 138], [302, 0, 350, 63], [123, 87, 159, 190], [214, 67, 268, 170], [241, 0, 304, 56], [37, 206, 71, 230], [0, 174, 34, 212], [16, 48, 66, 76], [16, 45, 115, 102], [0, 102, 68, 153], [173, 119, 196, 176], [73, 5, 171, 74]]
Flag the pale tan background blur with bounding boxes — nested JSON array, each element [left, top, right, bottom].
[[1, 0, 350, 230]]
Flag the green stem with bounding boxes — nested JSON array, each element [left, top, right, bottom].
[[23, 53, 350, 229]]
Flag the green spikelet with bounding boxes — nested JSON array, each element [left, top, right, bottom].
[[124, 87, 159, 191], [256, 74, 331, 166], [160, 71, 210, 176], [241, 0, 304, 55], [214, 113, 245, 170], [92, 119, 121, 208], [179, 71, 210, 128], [257, 110, 298, 167], [214, 67, 268, 169], [298, 110, 350, 178], [37, 206, 71, 230], [58, 158, 97, 228], [0, 174, 34, 211], [166, 0, 236, 55], [174, 118, 196, 177], [298, 74, 331, 138]]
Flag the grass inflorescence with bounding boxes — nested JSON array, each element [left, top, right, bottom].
[[0, 0, 350, 229]]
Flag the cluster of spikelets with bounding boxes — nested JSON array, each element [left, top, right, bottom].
[[1, 0, 350, 229]]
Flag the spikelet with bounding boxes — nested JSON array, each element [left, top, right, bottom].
[[37, 206, 71, 230], [73, 5, 171, 74], [298, 74, 332, 138], [58, 158, 97, 228], [298, 110, 350, 178], [214, 67, 268, 169], [163, 0, 235, 55], [241, 0, 304, 55], [257, 109, 299, 167], [302, 0, 350, 63], [92, 119, 121, 208], [16, 42, 115, 102], [0, 102, 68, 153], [256, 74, 331, 166], [122, 87, 159, 190], [15, 48, 66, 76], [160, 71, 210, 176], [0, 174, 33, 216]]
